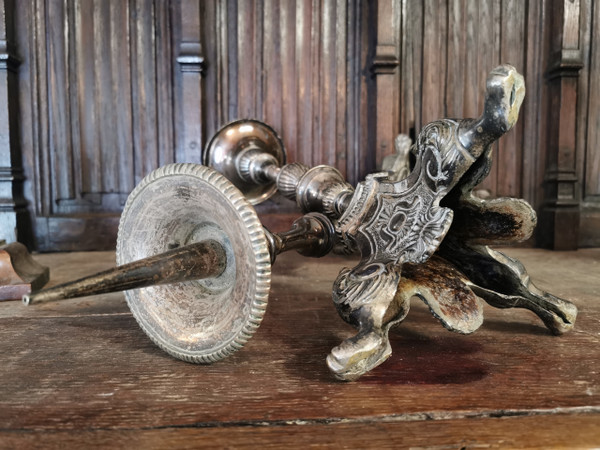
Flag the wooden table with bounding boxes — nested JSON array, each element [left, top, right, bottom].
[[1, 248, 599, 448]]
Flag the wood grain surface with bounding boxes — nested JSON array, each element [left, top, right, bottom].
[[7, 0, 600, 250], [0, 248, 598, 448]]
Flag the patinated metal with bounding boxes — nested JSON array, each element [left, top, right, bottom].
[[203, 119, 286, 205], [25, 65, 577, 381], [202, 64, 576, 380], [381, 134, 412, 182], [26, 163, 334, 363], [23, 240, 226, 305]]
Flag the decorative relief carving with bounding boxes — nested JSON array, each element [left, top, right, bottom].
[[25, 65, 579, 384]]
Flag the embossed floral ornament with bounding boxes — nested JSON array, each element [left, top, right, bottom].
[[327, 65, 577, 381]]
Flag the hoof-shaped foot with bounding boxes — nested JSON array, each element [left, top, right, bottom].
[[539, 297, 578, 335], [326, 332, 392, 381]]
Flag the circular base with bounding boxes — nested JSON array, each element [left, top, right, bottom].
[[203, 119, 286, 205], [117, 164, 271, 363]]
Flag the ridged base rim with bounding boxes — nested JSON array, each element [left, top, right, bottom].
[[116, 163, 271, 364]]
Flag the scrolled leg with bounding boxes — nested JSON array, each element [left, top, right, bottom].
[[439, 238, 577, 335], [327, 263, 409, 381]]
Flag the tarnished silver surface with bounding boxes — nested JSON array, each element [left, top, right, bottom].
[[205, 126, 354, 218], [117, 164, 271, 363], [203, 119, 286, 205], [325, 65, 529, 379], [25, 65, 578, 382], [211, 66, 576, 381], [264, 213, 335, 264], [381, 134, 412, 181]]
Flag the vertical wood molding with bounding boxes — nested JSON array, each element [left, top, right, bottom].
[[199, 0, 370, 186], [16, 0, 178, 250], [175, 0, 204, 164], [0, 0, 28, 244], [372, 0, 400, 169], [577, 0, 600, 246], [539, 0, 583, 249]]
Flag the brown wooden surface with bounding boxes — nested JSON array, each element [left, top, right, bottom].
[[14, 0, 375, 251], [6, 0, 600, 250], [0, 243, 49, 300], [0, 248, 598, 448], [0, 0, 28, 245], [577, 0, 600, 247], [201, 0, 372, 179], [15, 0, 178, 251]]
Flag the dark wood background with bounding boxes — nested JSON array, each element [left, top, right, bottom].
[[0, 0, 597, 251]]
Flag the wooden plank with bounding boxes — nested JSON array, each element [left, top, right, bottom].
[[197, 0, 217, 142], [575, 0, 590, 201], [0, 249, 598, 432], [94, 0, 114, 193], [237, 0, 257, 119], [111, 0, 135, 197], [536, 0, 553, 212], [345, 0, 360, 182], [319, 0, 334, 167], [295, 0, 314, 167], [522, 0, 544, 207], [263, 0, 283, 136], [475, 0, 500, 196], [399, 0, 412, 135], [130, 0, 158, 184], [421, 0, 447, 125], [334, 0, 347, 176], [254, 0, 264, 121], [309, 0, 321, 167], [585, 0, 600, 197], [0, 413, 599, 449], [399, 0, 423, 138], [47, 0, 75, 201], [155, 0, 175, 167], [445, 0, 466, 117], [279, 0, 298, 163], [67, 0, 83, 204], [498, 0, 526, 198], [463, 0, 479, 119], [357, 0, 371, 179], [226, 0, 238, 120]]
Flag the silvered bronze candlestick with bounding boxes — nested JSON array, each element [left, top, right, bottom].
[[26, 65, 577, 381]]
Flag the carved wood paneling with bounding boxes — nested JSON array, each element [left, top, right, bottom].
[[0, 0, 27, 244], [200, 0, 372, 186], [7, 0, 599, 249], [17, 0, 179, 250], [397, 0, 532, 203], [578, 0, 600, 246], [537, 0, 583, 250], [16, 0, 376, 249]]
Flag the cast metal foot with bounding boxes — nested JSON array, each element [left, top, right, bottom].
[[327, 329, 392, 381]]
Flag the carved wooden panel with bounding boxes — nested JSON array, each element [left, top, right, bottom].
[[578, 0, 600, 246], [200, 0, 373, 185], [397, 0, 533, 203], [9, 0, 599, 250], [16, 0, 374, 249], [17, 0, 181, 250]]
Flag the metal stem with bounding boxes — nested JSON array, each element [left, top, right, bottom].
[[23, 240, 227, 305], [264, 213, 335, 263]]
